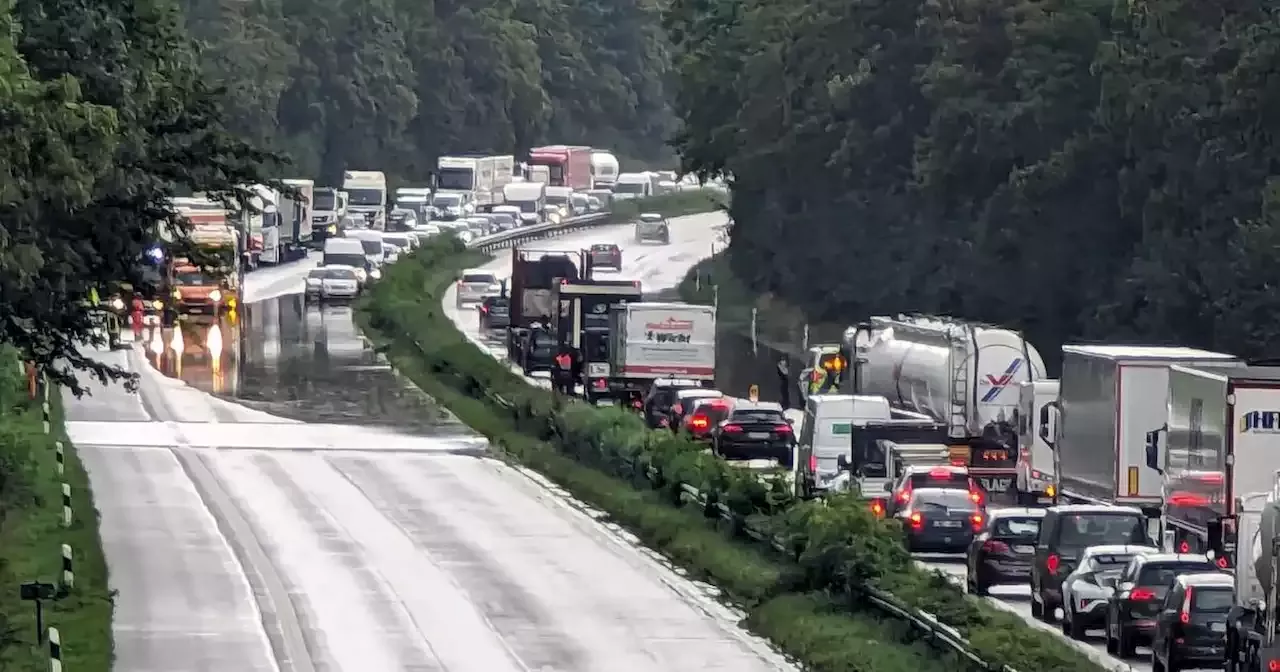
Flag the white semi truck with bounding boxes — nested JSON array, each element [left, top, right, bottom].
[[1015, 380, 1060, 505], [1039, 346, 1239, 519], [845, 315, 1047, 496], [342, 170, 387, 229], [437, 155, 514, 207]]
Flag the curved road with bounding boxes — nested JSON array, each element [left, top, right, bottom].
[[65, 239, 793, 671]]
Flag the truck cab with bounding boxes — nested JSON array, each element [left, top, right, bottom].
[[169, 258, 237, 319], [1015, 380, 1059, 505]]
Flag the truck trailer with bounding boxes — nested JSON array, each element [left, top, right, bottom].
[[1232, 474, 1280, 672], [847, 315, 1047, 495], [550, 278, 643, 404], [608, 302, 716, 386], [506, 248, 584, 371], [1041, 345, 1240, 517], [527, 145, 593, 191]]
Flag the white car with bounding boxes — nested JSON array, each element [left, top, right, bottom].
[[1059, 544, 1157, 639], [455, 270, 503, 308], [305, 265, 363, 302]]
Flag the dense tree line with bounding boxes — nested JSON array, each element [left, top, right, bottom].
[[667, 0, 1280, 362], [0, 0, 275, 392], [180, 0, 677, 184]]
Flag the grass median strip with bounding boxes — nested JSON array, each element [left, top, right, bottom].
[[0, 351, 113, 671]]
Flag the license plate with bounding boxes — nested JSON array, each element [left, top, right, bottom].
[[595, 399, 616, 407], [1211, 622, 1226, 633], [748, 432, 770, 439], [978, 477, 1012, 491], [935, 521, 962, 528], [1037, 496, 1054, 504], [1013, 544, 1035, 554]]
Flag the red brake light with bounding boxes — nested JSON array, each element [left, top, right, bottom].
[[632, 399, 642, 409], [708, 399, 731, 408], [1129, 588, 1156, 601], [480, 304, 489, 313], [1046, 553, 1060, 575], [723, 424, 743, 433], [983, 539, 1010, 553], [593, 379, 607, 390], [970, 513, 984, 530], [1178, 540, 1190, 553], [928, 468, 953, 479], [1269, 660, 1280, 672], [909, 512, 923, 529], [776, 423, 793, 434], [1217, 556, 1230, 568], [869, 500, 885, 517], [688, 415, 709, 431], [897, 488, 912, 504], [969, 490, 983, 504], [1180, 587, 1192, 624], [809, 452, 817, 473]]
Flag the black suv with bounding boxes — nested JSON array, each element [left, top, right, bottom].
[[1030, 504, 1153, 623], [1150, 572, 1232, 671], [1104, 553, 1219, 658], [478, 296, 510, 331], [641, 378, 704, 428], [966, 507, 1045, 595]]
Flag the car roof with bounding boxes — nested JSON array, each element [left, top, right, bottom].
[[1049, 504, 1145, 516], [1134, 553, 1219, 565], [676, 388, 722, 400], [1080, 544, 1156, 558], [911, 488, 972, 500], [904, 464, 968, 476], [1177, 572, 1233, 588], [987, 507, 1047, 519], [591, 243, 618, 249], [730, 400, 785, 412], [654, 378, 701, 387]]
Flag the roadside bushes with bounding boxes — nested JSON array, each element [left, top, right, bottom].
[[361, 229, 1105, 672]]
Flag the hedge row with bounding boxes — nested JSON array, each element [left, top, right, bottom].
[[0, 351, 113, 670], [358, 226, 1105, 672]]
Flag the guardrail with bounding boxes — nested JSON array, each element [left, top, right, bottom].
[[467, 213, 612, 253]]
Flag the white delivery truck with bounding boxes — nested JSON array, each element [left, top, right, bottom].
[[847, 315, 1047, 496], [281, 178, 314, 260], [612, 172, 653, 200], [609, 302, 716, 384], [1015, 380, 1060, 505], [311, 187, 347, 245], [342, 170, 387, 229], [502, 182, 545, 226], [590, 151, 619, 188], [1231, 461, 1280, 672], [1040, 345, 1240, 518], [437, 155, 514, 207]]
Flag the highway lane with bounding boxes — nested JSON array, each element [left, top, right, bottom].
[[70, 242, 793, 671]]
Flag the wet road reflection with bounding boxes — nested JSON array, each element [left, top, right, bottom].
[[145, 295, 470, 435]]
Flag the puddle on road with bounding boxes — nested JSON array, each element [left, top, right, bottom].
[[142, 295, 472, 436]]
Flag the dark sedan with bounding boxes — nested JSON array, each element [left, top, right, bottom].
[[589, 244, 622, 271], [966, 508, 1045, 594], [1105, 553, 1219, 658], [899, 488, 985, 553], [478, 296, 510, 331], [710, 401, 795, 468]]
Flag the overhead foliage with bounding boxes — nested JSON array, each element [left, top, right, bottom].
[[180, 0, 678, 185], [0, 0, 278, 393], [666, 0, 1280, 360]]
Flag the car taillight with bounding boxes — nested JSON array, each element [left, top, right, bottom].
[[928, 468, 953, 479], [1180, 587, 1192, 624], [688, 415, 709, 431], [983, 539, 1010, 553], [909, 512, 924, 529], [722, 424, 743, 433], [1269, 661, 1280, 672], [775, 423, 792, 434], [632, 399, 642, 409], [1129, 588, 1156, 601], [1046, 553, 1060, 575], [896, 488, 912, 504], [969, 490, 983, 504], [593, 379, 607, 390], [480, 305, 489, 313], [970, 513, 984, 531], [869, 499, 885, 517], [809, 452, 817, 473]]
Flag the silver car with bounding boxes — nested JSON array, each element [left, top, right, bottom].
[[1059, 544, 1156, 638], [306, 266, 362, 302], [634, 213, 670, 244], [455, 270, 502, 308]]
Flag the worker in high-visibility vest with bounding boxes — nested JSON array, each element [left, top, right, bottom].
[[553, 347, 574, 395], [808, 366, 830, 396]]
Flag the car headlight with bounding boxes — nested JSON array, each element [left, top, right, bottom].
[[370, 268, 382, 279], [172, 289, 181, 300], [152, 300, 164, 311], [209, 289, 222, 302], [328, 225, 337, 234], [110, 298, 125, 311]]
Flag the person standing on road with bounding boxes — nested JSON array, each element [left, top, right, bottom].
[[776, 358, 792, 409], [553, 346, 574, 395]]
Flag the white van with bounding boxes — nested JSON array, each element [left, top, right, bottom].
[[322, 238, 373, 283], [612, 173, 652, 200], [795, 394, 892, 496], [344, 230, 387, 271]]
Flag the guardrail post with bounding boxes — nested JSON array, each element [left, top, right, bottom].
[[54, 441, 65, 477], [60, 544, 73, 590], [41, 374, 51, 434], [61, 484, 72, 527], [48, 627, 62, 672]]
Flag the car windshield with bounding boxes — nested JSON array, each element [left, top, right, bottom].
[[911, 490, 977, 512], [1057, 513, 1150, 549], [324, 268, 358, 280], [433, 195, 461, 207], [383, 235, 409, 246], [1138, 562, 1218, 587], [730, 409, 786, 424], [1089, 554, 1136, 573], [462, 274, 496, 284], [314, 191, 336, 210], [1192, 587, 1234, 613], [175, 270, 213, 285], [322, 254, 365, 269], [358, 239, 382, 255], [991, 516, 1042, 539], [346, 188, 382, 206], [614, 182, 644, 194], [909, 470, 970, 490], [545, 194, 568, 205]]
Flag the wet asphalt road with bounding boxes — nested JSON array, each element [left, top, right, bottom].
[[144, 295, 467, 435]]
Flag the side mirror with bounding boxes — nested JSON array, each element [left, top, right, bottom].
[[786, 417, 795, 425], [836, 454, 849, 471], [883, 482, 893, 493]]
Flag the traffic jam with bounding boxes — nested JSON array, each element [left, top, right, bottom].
[[787, 315, 1280, 671]]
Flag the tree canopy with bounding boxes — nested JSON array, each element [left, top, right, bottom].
[[666, 0, 1280, 362], [179, 0, 678, 184], [0, 0, 277, 393]]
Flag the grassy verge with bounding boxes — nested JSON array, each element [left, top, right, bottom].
[[359, 235, 1104, 672], [0, 352, 113, 670]]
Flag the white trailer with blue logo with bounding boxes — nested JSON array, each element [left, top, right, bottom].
[[851, 315, 1047, 498], [1040, 346, 1239, 519]]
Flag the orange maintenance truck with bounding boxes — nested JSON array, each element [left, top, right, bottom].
[[170, 205, 241, 318]]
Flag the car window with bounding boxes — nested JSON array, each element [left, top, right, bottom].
[[1192, 587, 1233, 612], [462, 274, 496, 284], [325, 268, 358, 280], [908, 470, 970, 490], [1088, 553, 1136, 573], [730, 409, 786, 423], [1137, 562, 1217, 587], [911, 490, 977, 512], [359, 239, 381, 255], [308, 269, 327, 279], [1054, 513, 1149, 549], [991, 516, 1042, 539]]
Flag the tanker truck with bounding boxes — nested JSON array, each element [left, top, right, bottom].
[[843, 315, 1047, 499], [1229, 484, 1280, 671]]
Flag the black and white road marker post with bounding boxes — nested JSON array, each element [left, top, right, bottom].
[[60, 544, 73, 591], [48, 627, 62, 672], [61, 484, 72, 528], [54, 441, 64, 477]]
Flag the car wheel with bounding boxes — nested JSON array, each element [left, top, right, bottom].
[[971, 571, 988, 596], [1151, 648, 1166, 672], [1105, 615, 1118, 654], [1068, 607, 1088, 639], [1118, 625, 1136, 658]]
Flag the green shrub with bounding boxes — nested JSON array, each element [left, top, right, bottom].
[[361, 222, 1103, 672]]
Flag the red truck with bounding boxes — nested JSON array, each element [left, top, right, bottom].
[[528, 145, 593, 190]]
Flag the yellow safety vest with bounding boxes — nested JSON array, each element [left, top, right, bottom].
[[809, 367, 828, 395], [89, 287, 100, 306]]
